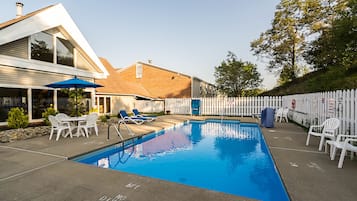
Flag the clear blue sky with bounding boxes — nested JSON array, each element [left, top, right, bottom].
[[1, 0, 280, 89]]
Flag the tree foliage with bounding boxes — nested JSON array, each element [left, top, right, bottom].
[[251, 0, 348, 84], [214, 52, 262, 97], [305, 0, 356, 70]]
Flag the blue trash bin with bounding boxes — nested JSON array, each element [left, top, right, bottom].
[[261, 107, 274, 128], [261, 108, 267, 126]]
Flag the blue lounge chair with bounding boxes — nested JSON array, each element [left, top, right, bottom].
[[132, 109, 157, 121], [118, 110, 148, 125]]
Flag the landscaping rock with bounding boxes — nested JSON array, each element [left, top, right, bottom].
[[0, 126, 50, 143]]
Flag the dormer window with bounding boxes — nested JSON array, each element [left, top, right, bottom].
[[136, 63, 143, 78]]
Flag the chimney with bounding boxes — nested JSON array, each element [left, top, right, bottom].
[[16, 2, 24, 18]]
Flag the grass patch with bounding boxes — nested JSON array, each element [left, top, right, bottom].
[[262, 66, 357, 95]]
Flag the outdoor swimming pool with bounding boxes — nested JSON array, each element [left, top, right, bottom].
[[74, 120, 290, 201]]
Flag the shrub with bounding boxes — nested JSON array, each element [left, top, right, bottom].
[[7, 107, 29, 129], [42, 107, 58, 125], [89, 107, 98, 114], [100, 115, 110, 123]]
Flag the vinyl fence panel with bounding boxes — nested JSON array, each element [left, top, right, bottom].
[[163, 89, 356, 136], [283, 89, 357, 136], [165, 96, 282, 116]]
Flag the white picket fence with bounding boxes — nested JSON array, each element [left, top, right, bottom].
[[164, 89, 357, 135], [134, 100, 164, 113], [165, 97, 282, 116], [283, 89, 357, 136]]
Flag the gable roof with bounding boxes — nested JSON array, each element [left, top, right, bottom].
[[96, 58, 154, 99], [0, 3, 108, 78], [118, 61, 192, 79], [0, 5, 54, 30]]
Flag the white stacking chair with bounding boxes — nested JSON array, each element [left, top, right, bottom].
[[326, 134, 357, 168], [275, 108, 283, 122], [55, 113, 75, 128], [78, 113, 98, 137], [275, 108, 288, 122], [306, 118, 340, 151], [55, 113, 70, 121], [281, 108, 289, 122], [48, 115, 72, 141]]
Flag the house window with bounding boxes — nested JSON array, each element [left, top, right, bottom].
[[105, 97, 111, 113], [32, 89, 53, 119], [136, 63, 143, 78], [57, 90, 90, 115], [56, 38, 74, 66], [0, 88, 28, 122], [31, 32, 54, 63]]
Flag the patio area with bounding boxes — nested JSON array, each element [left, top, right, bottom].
[[0, 115, 356, 201]]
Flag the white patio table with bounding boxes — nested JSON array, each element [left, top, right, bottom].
[[60, 116, 87, 137]]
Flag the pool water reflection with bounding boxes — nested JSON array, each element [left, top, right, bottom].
[[74, 120, 289, 201]]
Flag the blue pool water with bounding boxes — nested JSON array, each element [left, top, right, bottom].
[[74, 120, 289, 201]]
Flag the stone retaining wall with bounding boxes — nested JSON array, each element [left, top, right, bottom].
[[0, 126, 50, 143]]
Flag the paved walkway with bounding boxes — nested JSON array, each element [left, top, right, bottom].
[[0, 115, 356, 201]]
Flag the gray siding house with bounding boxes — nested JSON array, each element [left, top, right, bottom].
[[0, 3, 108, 125]]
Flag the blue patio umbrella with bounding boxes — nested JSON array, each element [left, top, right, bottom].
[[45, 76, 103, 114], [45, 76, 103, 89]]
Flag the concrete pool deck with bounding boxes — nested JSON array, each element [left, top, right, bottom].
[[0, 115, 356, 201]]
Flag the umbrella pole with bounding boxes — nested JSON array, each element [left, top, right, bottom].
[[75, 87, 78, 116]]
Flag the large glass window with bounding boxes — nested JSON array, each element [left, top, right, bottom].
[[57, 90, 91, 116], [57, 90, 70, 114], [0, 88, 28, 122], [105, 97, 111, 113], [56, 38, 74, 66], [32, 89, 53, 119], [31, 32, 54, 63], [99, 97, 104, 113]]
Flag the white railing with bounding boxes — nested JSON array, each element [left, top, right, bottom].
[[282, 89, 357, 135]]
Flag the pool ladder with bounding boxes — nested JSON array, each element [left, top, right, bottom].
[[107, 120, 135, 140]]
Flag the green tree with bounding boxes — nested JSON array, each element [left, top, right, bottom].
[[214, 52, 262, 97], [305, 0, 356, 70], [251, 0, 347, 84], [251, 0, 306, 83]]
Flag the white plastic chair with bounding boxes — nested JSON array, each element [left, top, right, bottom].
[[306, 118, 340, 151], [48, 115, 72, 141], [275, 108, 283, 122], [55, 113, 70, 121], [282, 108, 289, 122], [78, 113, 98, 137], [275, 108, 288, 123], [55, 113, 75, 128], [326, 134, 357, 168]]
